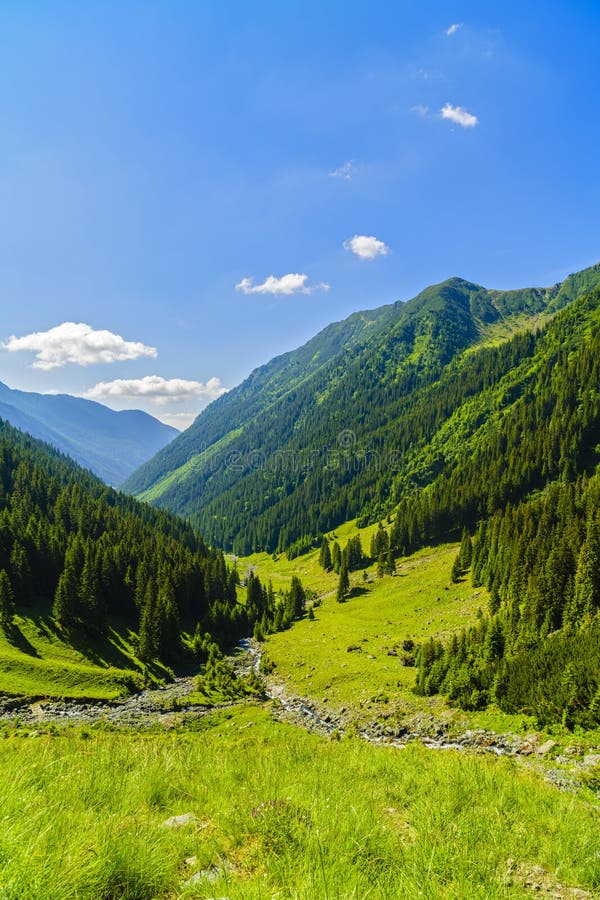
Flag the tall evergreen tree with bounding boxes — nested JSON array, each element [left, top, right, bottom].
[[0, 569, 15, 629], [336, 559, 350, 602], [331, 541, 342, 574], [53, 558, 79, 627], [319, 536, 332, 571]]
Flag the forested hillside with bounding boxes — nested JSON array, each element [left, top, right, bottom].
[[125, 264, 600, 555], [0, 421, 303, 685], [416, 474, 600, 729]]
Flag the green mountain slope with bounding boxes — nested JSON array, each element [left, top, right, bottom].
[[0, 381, 177, 486], [0, 419, 286, 697], [124, 263, 600, 555]]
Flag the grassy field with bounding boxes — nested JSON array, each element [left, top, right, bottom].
[[0, 705, 597, 899], [0, 604, 172, 700], [240, 525, 542, 734]]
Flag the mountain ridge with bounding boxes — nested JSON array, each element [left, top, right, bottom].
[[124, 261, 600, 553], [0, 381, 178, 486]]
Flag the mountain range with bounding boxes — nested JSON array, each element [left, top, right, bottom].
[[0, 381, 177, 486], [123, 261, 600, 554]]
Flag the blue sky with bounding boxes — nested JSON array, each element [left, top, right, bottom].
[[1, 0, 599, 427]]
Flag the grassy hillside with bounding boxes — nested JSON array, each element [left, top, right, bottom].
[[238, 522, 525, 729], [0, 707, 597, 899], [125, 264, 600, 555], [0, 603, 175, 700], [0, 420, 269, 699]]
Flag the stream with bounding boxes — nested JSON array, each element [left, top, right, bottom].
[[0, 638, 592, 792]]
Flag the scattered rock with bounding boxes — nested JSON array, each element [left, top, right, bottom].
[[505, 859, 592, 897], [583, 753, 600, 767], [563, 745, 584, 758], [185, 867, 220, 885], [537, 740, 558, 757], [161, 812, 198, 828]]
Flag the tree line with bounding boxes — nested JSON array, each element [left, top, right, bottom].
[[0, 422, 306, 668]]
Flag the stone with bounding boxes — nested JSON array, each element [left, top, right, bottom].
[[536, 739, 557, 757], [583, 753, 600, 767], [161, 812, 198, 828]]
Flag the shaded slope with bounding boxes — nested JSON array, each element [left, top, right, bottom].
[[0, 382, 177, 485]]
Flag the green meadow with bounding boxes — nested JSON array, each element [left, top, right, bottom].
[[0, 705, 597, 899], [239, 524, 513, 725]]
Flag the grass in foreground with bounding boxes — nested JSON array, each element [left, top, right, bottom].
[[0, 705, 597, 899]]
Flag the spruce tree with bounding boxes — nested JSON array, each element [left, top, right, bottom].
[[384, 548, 395, 575], [319, 536, 332, 571], [331, 541, 342, 574], [139, 580, 157, 662], [572, 516, 600, 622], [53, 558, 79, 627], [336, 559, 350, 602], [289, 575, 306, 617], [0, 569, 15, 629]]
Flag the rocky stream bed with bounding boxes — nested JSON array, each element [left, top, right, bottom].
[[0, 637, 598, 794]]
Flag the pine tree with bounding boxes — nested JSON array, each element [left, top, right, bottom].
[[139, 580, 157, 662], [53, 558, 79, 627], [79, 548, 105, 631], [319, 536, 332, 570], [156, 576, 180, 661], [331, 541, 342, 574], [572, 516, 600, 622], [336, 559, 350, 602], [289, 575, 306, 617], [459, 528, 473, 569], [384, 548, 395, 575], [451, 529, 473, 582], [0, 569, 15, 629], [451, 553, 463, 583]]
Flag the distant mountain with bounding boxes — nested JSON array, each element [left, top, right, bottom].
[[123, 262, 600, 553], [0, 382, 178, 486]]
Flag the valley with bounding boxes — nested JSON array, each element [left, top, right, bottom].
[[1, 267, 600, 897], [4, 5, 600, 896]]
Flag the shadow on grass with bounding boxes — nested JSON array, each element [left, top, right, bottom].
[[4, 622, 40, 657], [22, 605, 140, 671]]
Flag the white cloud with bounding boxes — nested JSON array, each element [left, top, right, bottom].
[[83, 375, 228, 406], [3, 322, 157, 370], [158, 411, 198, 431], [329, 161, 355, 180], [343, 235, 390, 261], [411, 104, 430, 118], [446, 23, 462, 35], [440, 103, 478, 127], [235, 274, 330, 295]]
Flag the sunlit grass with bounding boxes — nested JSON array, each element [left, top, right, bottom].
[[0, 705, 596, 899]]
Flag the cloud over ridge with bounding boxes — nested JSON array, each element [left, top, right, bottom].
[[84, 375, 228, 406]]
